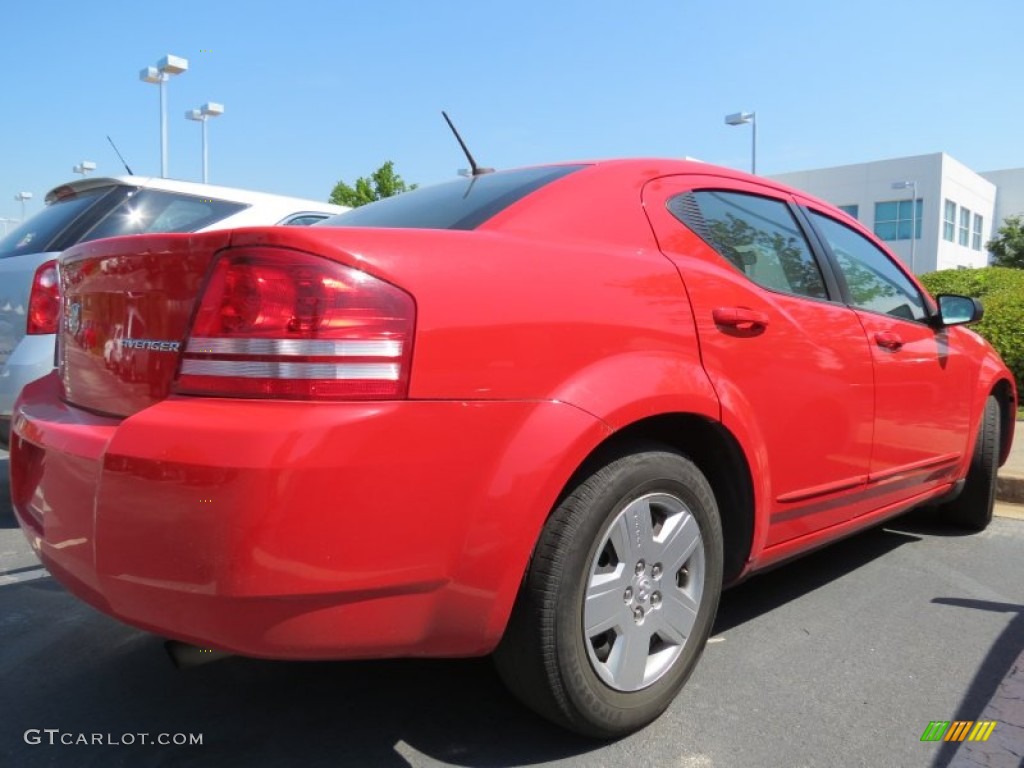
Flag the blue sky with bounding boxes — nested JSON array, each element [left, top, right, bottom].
[[2, 0, 1022, 223]]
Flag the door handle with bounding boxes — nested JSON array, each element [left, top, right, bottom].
[[874, 331, 903, 351], [713, 307, 769, 330]]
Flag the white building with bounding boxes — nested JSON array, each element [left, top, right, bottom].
[[769, 153, 1024, 274]]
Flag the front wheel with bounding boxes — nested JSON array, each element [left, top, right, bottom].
[[494, 444, 724, 738], [940, 395, 1001, 531]]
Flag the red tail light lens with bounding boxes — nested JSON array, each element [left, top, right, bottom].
[[175, 248, 415, 400], [27, 259, 60, 335]]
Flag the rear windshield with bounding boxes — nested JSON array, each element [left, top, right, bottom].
[[0, 186, 114, 258], [79, 189, 248, 241], [0, 186, 249, 259], [319, 165, 585, 231]]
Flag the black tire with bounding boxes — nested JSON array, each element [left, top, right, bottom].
[[940, 395, 1000, 531], [494, 443, 723, 738]]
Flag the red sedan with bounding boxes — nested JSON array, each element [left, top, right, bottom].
[[9, 160, 1016, 737]]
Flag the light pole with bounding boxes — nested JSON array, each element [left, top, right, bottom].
[[185, 102, 225, 183], [14, 192, 32, 222], [725, 111, 757, 174], [139, 54, 189, 178], [892, 180, 918, 273], [0, 218, 17, 236], [73, 161, 97, 176]]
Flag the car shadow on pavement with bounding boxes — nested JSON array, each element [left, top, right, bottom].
[[0, 577, 597, 767], [886, 506, 988, 538], [714, 523, 922, 634], [0, 516, 938, 767]]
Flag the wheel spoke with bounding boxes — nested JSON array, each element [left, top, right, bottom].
[[607, 625, 650, 690], [658, 588, 700, 645], [584, 571, 628, 636], [608, 512, 640, 564], [624, 498, 655, 559], [661, 513, 701, 574]]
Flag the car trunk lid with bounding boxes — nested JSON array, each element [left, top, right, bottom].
[[59, 232, 231, 418]]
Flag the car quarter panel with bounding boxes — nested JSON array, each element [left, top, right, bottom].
[[224, 225, 715, 420]]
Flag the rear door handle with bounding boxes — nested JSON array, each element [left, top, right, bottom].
[[874, 331, 903, 351], [713, 307, 769, 330]]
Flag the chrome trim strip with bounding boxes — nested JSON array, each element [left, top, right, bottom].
[[180, 360, 400, 380], [186, 337, 402, 357]]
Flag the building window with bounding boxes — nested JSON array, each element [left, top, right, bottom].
[[874, 199, 922, 241], [959, 207, 971, 246], [944, 199, 956, 242], [972, 213, 983, 250], [838, 204, 859, 220]]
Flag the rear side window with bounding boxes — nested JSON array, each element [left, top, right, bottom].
[[80, 189, 248, 241], [0, 186, 114, 258], [809, 212, 928, 322], [319, 165, 585, 231], [669, 190, 828, 300]]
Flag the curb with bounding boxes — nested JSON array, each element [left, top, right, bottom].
[[996, 473, 1024, 504]]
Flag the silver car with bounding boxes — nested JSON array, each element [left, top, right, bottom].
[[0, 175, 346, 445]]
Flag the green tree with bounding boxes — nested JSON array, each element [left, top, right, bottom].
[[329, 161, 417, 207], [987, 214, 1024, 268]]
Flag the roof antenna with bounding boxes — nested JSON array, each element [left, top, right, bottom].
[[441, 111, 493, 176], [106, 135, 134, 175]]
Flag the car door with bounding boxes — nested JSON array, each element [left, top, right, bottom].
[[801, 203, 975, 494], [644, 176, 875, 547]]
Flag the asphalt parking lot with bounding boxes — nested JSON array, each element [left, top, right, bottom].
[[2, 448, 1022, 768]]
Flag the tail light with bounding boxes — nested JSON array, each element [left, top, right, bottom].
[[175, 247, 415, 400], [27, 259, 60, 335]]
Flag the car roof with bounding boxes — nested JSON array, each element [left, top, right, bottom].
[[44, 176, 346, 215]]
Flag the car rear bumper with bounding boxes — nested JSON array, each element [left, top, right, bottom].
[[10, 372, 606, 659]]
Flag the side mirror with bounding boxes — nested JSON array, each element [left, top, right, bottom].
[[935, 294, 984, 327]]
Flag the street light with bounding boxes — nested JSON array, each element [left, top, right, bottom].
[[892, 180, 919, 273], [73, 161, 97, 176], [14, 192, 32, 222], [0, 217, 17, 236], [185, 102, 225, 183], [139, 54, 189, 178], [725, 111, 757, 174]]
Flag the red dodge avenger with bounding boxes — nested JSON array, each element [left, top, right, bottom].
[[9, 160, 1016, 737]]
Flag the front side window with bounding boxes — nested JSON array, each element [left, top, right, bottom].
[[282, 214, 330, 226], [873, 199, 922, 241], [810, 212, 927, 322], [959, 207, 971, 246], [668, 190, 827, 300], [972, 213, 983, 250], [943, 199, 956, 242]]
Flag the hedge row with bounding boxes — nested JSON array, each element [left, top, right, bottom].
[[918, 267, 1024, 389]]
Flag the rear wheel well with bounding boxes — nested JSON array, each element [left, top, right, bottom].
[[558, 414, 754, 585], [992, 379, 1015, 465]]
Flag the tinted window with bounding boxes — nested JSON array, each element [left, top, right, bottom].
[[669, 190, 827, 300], [319, 165, 585, 231], [80, 189, 247, 241], [283, 214, 331, 226], [810, 212, 927, 322], [0, 186, 114, 258]]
